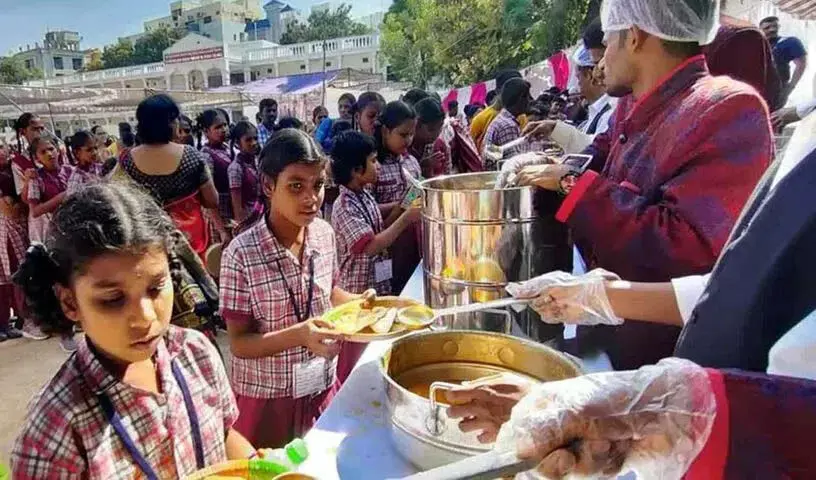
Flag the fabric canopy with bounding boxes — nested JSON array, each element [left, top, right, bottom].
[[772, 0, 816, 19]]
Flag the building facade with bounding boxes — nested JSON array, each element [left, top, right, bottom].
[[144, 0, 262, 43], [13, 31, 86, 78], [24, 32, 382, 90]]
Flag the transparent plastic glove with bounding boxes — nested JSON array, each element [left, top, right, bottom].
[[506, 269, 623, 326], [494, 358, 717, 480], [496, 152, 553, 188]]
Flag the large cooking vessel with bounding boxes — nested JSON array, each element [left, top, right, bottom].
[[420, 172, 572, 341], [381, 330, 583, 470]]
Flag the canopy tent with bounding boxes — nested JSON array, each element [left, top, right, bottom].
[[772, 0, 816, 19]]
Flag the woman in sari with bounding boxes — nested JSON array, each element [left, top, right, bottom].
[[119, 94, 227, 258]]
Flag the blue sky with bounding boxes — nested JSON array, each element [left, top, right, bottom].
[[0, 0, 389, 56]]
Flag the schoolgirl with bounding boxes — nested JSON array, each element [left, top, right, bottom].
[[227, 121, 262, 223], [219, 128, 374, 448], [198, 109, 234, 222], [11, 182, 255, 479], [0, 145, 26, 341], [23, 135, 71, 245], [66, 131, 103, 194]]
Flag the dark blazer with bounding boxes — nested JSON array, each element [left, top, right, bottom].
[[675, 117, 816, 371]]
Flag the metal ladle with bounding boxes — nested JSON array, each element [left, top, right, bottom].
[[397, 298, 531, 329]]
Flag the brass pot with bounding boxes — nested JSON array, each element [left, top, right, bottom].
[[380, 330, 582, 471]]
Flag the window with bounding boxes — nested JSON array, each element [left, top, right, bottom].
[[267, 68, 273, 74], [203, 16, 212, 24], [362, 57, 370, 63], [300, 65, 306, 71], [53, 56, 64, 70], [233, 34, 237, 41], [72, 58, 82, 70], [25, 59, 33, 69], [325, 61, 332, 67]]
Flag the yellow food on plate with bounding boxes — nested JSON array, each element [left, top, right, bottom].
[[332, 307, 387, 335]]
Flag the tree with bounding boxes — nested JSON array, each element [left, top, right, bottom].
[[133, 27, 182, 64], [280, 4, 371, 44], [83, 49, 104, 71], [101, 39, 135, 69], [381, 0, 592, 87], [0, 56, 43, 84]]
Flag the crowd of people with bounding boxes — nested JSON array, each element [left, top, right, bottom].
[[1, 0, 815, 477]]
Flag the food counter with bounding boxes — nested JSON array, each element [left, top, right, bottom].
[[298, 266, 613, 480]]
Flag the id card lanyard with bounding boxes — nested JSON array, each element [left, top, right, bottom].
[[98, 361, 205, 480]]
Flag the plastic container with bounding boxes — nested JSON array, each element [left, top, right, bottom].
[[259, 438, 309, 473]]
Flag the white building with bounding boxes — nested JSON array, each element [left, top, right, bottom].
[[13, 31, 88, 78], [24, 31, 383, 90], [145, 0, 263, 43]]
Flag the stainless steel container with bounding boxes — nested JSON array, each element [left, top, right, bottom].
[[380, 330, 583, 470], [420, 172, 571, 340]]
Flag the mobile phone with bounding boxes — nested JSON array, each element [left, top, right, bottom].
[[560, 154, 593, 174]]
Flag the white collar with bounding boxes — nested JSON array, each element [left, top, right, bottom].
[[587, 94, 613, 115]]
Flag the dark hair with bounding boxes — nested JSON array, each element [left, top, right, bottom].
[[760, 16, 779, 25], [118, 122, 132, 134], [338, 93, 357, 106], [464, 104, 481, 118], [661, 39, 703, 58], [216, 108, 231, 125], [276, 116, 304, 131], [196, 109, 225, 148], [12, 182, 179, 336], [501, 78, 531, 109], [118, 122, 136, 147], [331, 131, 376, 186], [374, 101, 416, 162], [136, 94, 181, 145], [259, 98, 278, 111], [582, 19, 605, 50], [402, 88, 429, 106], [447, 100, 459, 109], [229, 120, 258, 159], [14, 112, 40, 154], [528, 102, 547, 119], [414, 98, 445, 125], [28, 135, 56, 159], [485, 90, 498, 106], [90, 125, 105, 135], [70, 131, 94, 153], [330, 119, 353, 138], [258, 128, 326, 182], [353, 91, 385, 123], [495, 69, 522, 91]]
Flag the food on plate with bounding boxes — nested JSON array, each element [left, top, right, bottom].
[[331, 307, 386, 335], [371, 307, 399, 334], [396, 304, 434, 327]]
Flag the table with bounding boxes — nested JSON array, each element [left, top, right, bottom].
[[298, 266, 613, 480]]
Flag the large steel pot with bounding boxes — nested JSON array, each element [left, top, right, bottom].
[[420, 172, 571, 341], [380, 330, 582, 470]]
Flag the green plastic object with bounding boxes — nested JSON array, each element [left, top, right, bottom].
[[285, 438, 309, 465], [0, 463, 8, 480], [249, 458, 289, 479]]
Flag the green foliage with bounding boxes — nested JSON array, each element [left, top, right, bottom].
[[381, 0, 593, 87], [101, 27, 182, 69], [0, 56, 44, 84], [280, 4, 371, 44]]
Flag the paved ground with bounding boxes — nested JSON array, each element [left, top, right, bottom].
[[0, 333, 231, 467]]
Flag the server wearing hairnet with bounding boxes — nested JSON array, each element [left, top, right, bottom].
[[510, 0, 774, 370]]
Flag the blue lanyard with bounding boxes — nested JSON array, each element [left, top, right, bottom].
[[97, 360, 205, 479]]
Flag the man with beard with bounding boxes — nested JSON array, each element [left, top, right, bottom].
[[517, 0, 773, 369]]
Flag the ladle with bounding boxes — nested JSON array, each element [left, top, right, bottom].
[[397, 298, 530, 328]]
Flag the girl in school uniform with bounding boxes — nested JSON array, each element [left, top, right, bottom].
[[198, 109, 234, 223], [372, 101, 423, 293], [23, 135, 72, 246], [11, 182, 255, 479], [219, 128, 375, 448], [228, 121, 262, 224], [66, 131, 103, 194], [0, 145, 26, 341], [9, 113, 45, 197], [354, 91, 385, 136], [330, 131, 421, 382]]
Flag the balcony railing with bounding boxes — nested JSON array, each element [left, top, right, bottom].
[[25, 33, 380, 88]]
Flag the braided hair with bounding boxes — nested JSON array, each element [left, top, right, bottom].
[[13, 182, 181, 336], [13, 112, 40, 156]]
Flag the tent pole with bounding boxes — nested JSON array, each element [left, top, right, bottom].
[[47, 103, 57, 134]]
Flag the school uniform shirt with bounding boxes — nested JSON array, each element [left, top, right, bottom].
[[227, 153, 261, 219], [0, 165, 26, 285], [11, 326, 238, 479], [373, 153, 421, 205], [482, 109, 525, 169], [219, 217, 338, 399], [26, 164, 72, 244], [200, 145, 234, 221], [66, 163, 103, 195], [332, 185, 391, 295]]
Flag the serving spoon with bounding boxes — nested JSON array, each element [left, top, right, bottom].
[[397, 298, 531, 328]]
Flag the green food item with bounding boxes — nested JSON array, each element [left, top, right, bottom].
[[249, 459, 289, 479]]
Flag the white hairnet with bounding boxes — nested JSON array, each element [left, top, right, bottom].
[[601, 0, 720, 45]]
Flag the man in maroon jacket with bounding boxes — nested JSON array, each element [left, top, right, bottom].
[[518, 0, 773, 369]]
